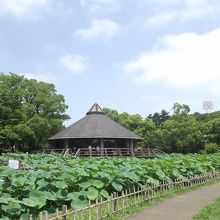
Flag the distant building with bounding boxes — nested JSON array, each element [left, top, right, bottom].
[[48, 103, 143, 151]]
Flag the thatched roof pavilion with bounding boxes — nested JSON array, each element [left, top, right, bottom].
[[48, 103, 143, 152]]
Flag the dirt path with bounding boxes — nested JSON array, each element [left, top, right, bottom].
[[125, 182, 220, 220]]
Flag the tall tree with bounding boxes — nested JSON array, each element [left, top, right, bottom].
[[202, 117, 220, 146], [103, 104, 220, 153], [172, 103, 190, 115], [103, 108, 120, 123], [159, 115, 204, 153], [147, 109, 170, 127], [0, 73, 70, 151]]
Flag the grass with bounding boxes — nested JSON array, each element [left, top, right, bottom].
[[193, 197, 220, 220]]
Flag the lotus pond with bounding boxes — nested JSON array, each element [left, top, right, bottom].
[[1, 153, 220, 219]]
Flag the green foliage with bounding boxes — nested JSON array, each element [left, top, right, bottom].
[[1, 72, 220, 155], [194, 111, 220, 123], [204, 143, 220, 154], [158, 115, 204, 153], [104, 102, 220, 153], [0, 73, 70, 151], [1, 153, 220, 219], [172, 103, 190, 115], [147, 109, 170, 127], [202, 117, 220, 146]]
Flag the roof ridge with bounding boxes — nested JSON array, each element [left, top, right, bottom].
[[86, 103, 105, 115]]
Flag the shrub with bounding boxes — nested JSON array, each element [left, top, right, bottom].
[[204, 143, 220, 154]]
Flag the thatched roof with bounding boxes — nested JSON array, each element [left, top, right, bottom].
[[49, 103, 143, 140]]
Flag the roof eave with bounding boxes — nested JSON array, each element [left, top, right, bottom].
[[48, 136, 144, 141]]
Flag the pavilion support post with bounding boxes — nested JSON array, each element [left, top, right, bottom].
[[100, 139, 104, 157], [126, 140, 130, 148], [130, 140, 134, 156], [126, 140, 130, 155], [134, 140, 137, 149], [64, 139, 69, 149]]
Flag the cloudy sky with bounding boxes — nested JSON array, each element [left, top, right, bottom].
[[1, 0, 220, 125]]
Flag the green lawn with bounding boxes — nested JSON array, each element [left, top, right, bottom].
[[193, 198, 220, 220]]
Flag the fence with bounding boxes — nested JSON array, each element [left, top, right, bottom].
[[38, 148, 166, 158], [32, 171, 220, 220]]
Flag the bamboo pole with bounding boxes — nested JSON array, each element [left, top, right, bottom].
[[113, 192, 117, 212], [122, 191, 125, 213], [55, 209, 59, 220], [62, 205, 67, 220], [88, 200, 92, 220], [39, 212, 43, 220], [100, 196, 103, 218], [125, 189, 128, 209], [80, 209, 84, 220], [96, 199, 99, 219], [144, 185, 147, 201], [137, 187, 140, 204], [133, 186, 137, 205], [42, 211, 48, 220], [107, 196, 111, 220], [111, 193, 114, 213], [128, 188, 131, 208]]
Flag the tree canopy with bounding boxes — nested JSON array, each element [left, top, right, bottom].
[[1, 73, 219, 154], [158, 115, 203, 153], [104, 104, 220, 154], [0, 73, 70, 151], [172, 103, 190, 115], [147, 109, 170, 127]]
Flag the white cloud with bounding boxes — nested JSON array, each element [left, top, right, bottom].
[[0, 0, 51, 18], [144, 0, 220, 28], [80, 0, 119, 14], [75, 19, 120, 41], [122, 28, 220, 94], [60, 54, 88, 74], [145, 12, 178, 28]]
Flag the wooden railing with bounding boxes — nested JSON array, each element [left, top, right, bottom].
[[75, 148, 166, 158], [74, 148, 81, 157], [77, 148, 132, 157], [39, 148, 166, 158], [62, 148, 69, 156]]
